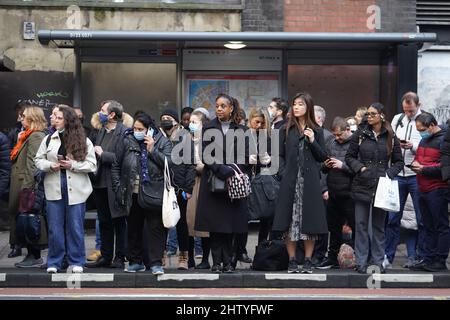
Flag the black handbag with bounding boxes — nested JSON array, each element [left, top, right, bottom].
[[137, 179, 164, 209], [207, 170, 227, 193], [248, 174, 280, 220], [16, 213, 41, 245], [251, 240, 289, 271]]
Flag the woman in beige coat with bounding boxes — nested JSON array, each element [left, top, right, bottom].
[[186, 108, 211, 269], [8, 106, 48, 267]]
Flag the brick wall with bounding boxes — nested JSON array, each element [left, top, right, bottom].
[[242, 0, 284, 31], [284, 0, 376, 32]]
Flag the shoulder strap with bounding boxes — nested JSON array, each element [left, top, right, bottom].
[[45, 134, 51, 148], [395, 113, 405, 132]]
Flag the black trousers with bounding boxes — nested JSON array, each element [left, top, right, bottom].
[[327, 193, 355, 259], [210, 232, 233, 266], [232, 232, 249, 257], [94, 188, 127, 262], [128, 194, 167, 267], [176, 192, 189, 252], [258, 217, 273, 244]]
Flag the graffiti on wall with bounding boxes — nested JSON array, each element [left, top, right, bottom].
[[418, 51, 450, 125]]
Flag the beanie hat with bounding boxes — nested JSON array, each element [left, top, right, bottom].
[[160, 108, 179, 123], [193, 107, 212, 120]]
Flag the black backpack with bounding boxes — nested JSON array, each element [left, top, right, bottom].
[[251, 240, 289, 271]]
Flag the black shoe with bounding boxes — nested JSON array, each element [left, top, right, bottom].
[[188, 258, 196, 269], [8, 246, 22, 258], [315, 257, 339, 270], [423, 260, 447, 272], [288, 259, 299, 273], [211, 264, 222, 273], [356, 265, 368, 274], [111, 257, 125, 269], [409, 259, 428, 271], [237, 253, 252, 264], [86, 257, 112, 268], [301, 259, 313, 274], [223, 264, 235, 273], [195, 261, 211, 270]]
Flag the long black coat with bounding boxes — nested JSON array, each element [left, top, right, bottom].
[[345, 125, 404, 203], [0, 132, 11, 199], [195, 118, 249, 234], [441, 126, 450, 184], [272, 126, 328, 235]]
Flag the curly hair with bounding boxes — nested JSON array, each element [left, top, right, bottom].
[[58, 105, 87, 162]]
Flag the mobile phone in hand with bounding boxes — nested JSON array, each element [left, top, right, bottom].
[[405, 163, 413, 168], [400, 139, 408, 144]]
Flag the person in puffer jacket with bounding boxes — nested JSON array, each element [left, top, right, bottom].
[[409, 112, 449, 272], [345, 102, 404, 274]]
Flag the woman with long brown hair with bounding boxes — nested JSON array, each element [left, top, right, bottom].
[[272, 92, 329, 274], [8, 106, 48, 267], [35, 105, 97, 273]]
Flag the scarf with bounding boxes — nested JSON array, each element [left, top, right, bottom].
[[10, 129, 36, 161], [139, 141, 150, 183]]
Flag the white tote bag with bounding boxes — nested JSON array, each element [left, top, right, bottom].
[[374, 176, 400, 212], [162, 157, 180, 228]]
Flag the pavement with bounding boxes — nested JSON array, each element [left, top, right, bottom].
[[0, 223, 449, 290]]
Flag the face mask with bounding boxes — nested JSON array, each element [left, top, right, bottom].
[[189, 122, 200, 133], [161, 120, 174, 131], [419, 130, 431, 139], [350, 125, 357, 132], [57, 128, 65, 134], [133, 131, 145, 141], [98, 112, 109, 125]]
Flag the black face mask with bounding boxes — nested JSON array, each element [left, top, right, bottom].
[[161, 120, 174, 131]]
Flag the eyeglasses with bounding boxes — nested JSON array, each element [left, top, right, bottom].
[[366, 112, 379, 117]]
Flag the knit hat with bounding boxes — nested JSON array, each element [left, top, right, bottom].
[[193, 107, 212, 120], [160, 108, 179, 123]]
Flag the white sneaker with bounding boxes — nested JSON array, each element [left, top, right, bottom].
[[71, 266, 83, 273], [47, 267, 57, 274], [382, 255, 392, 269]]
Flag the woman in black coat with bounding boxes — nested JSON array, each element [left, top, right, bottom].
[[195, 94, 249, 273], [345, 103, 404, 274], [272, 92, 328, 274], [111, 113, 173, 275]]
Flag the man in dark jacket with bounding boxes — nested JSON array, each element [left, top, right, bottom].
[[410, 112, 449, 272], [316, 117, 355, 269], [268, 98, 288, 130], [441, 119, 450, 187], [87, 100, 131, 269], [0, 132, 11, 230]]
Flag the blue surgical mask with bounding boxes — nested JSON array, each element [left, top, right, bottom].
[[98, 112, 109, 125], [189, 122, 200, 133], [419, 130, 431, 140], [133, 131, 145, 141]]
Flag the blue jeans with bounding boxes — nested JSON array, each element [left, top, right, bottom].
[[166, 227, 178, 252], [194, 237, 202, 256], [420, 188, 450, 263], [385, 176, 425, 263], [46, 174, 86, 269], [95, 216, 101, 251]]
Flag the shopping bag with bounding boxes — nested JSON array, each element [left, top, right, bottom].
[[374, 176, 400, 212], [162, 157, 180, 228]]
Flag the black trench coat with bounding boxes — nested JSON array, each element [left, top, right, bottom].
[[195, 118, 249, 234], [272, 126, 329, 235]]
